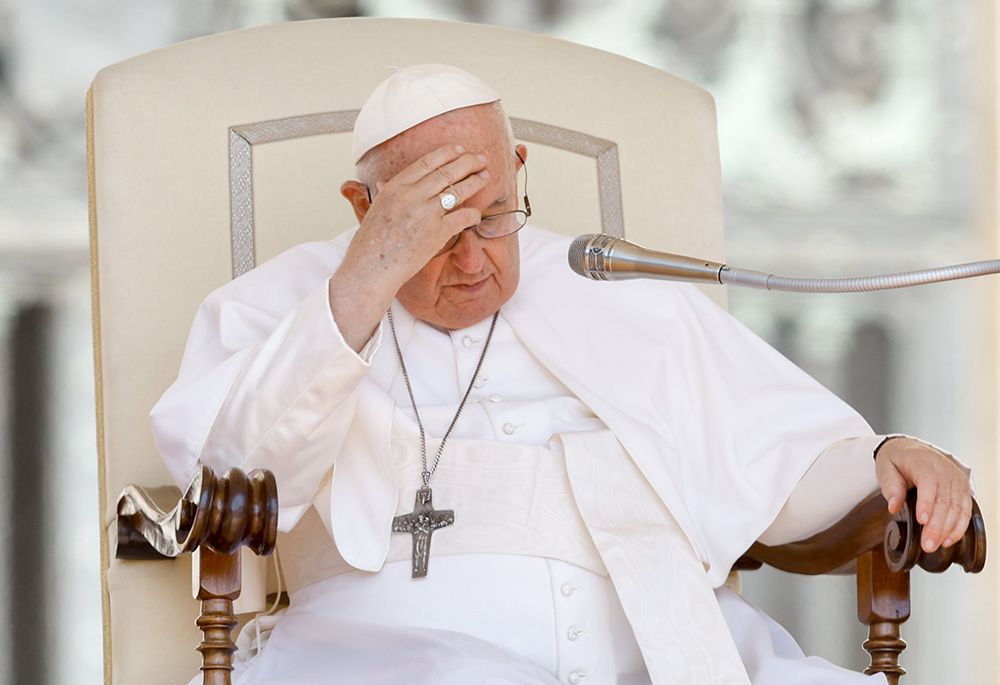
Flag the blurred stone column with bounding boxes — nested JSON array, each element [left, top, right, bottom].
[[10, 303, 50, 685], [0, 306, 14, 685], [47, 267, 101, 685]]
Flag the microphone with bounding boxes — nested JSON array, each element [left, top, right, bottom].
[[568, 234, 1000, 293], [568, 234, 725, 284]]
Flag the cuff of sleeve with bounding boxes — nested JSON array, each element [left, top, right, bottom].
[[759, 434, 882, 546], [357, 323, 382, 362]]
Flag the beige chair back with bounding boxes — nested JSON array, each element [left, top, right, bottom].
[[88, 17, 725, 684]]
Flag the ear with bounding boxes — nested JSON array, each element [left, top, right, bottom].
[[514, 144, 527, 170], [340, 180, 371, 223]]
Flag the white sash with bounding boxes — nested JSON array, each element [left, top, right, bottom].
[[560, 430, 751, 685]]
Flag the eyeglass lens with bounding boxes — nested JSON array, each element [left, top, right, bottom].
[[436, 210, 529, 255]]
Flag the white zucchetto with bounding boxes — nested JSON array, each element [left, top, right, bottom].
[[352, 64, 501, 164]]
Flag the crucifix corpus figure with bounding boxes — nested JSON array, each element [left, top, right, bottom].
[[392, 485, 455, 579]]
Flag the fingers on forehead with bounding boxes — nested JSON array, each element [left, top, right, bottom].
[[395, 144, 466, 184], [439, 170, 489, 209], [419, 154, 488, 198]]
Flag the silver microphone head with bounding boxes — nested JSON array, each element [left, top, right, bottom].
[[567, 235, 592, 277], [568, 233, 726, 284], [567, 234, 618, 281]]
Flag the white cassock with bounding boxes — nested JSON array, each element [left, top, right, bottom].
[[149, 225, 953, 685]]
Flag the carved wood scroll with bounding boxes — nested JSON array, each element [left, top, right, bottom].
[[116, 466, 278, 685], [734, 488, 987, 683]]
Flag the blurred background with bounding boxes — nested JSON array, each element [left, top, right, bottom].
[[1, 0, 997, 683]]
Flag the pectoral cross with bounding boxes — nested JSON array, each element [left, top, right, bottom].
[[392, 486, 455, 579]]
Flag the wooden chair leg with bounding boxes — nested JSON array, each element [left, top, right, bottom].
[[857, 549, 910, 684], [196, 548, 241, 685]]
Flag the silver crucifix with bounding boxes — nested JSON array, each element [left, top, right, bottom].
[[392, 486, 455, 579]]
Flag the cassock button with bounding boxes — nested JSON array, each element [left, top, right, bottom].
[[462, 336, 476, 348], [568, 672, 587, 684], [567, 627, 582, 641], [560, 583, 575, 597], [473, 377, 488, 389], [489, 394, 502, 403], [502, 422, 517, 435]]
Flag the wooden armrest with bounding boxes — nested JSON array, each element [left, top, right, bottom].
[[733, 488, 986, 576], [732, 488, 986, 685], [115, 466, 278, 685], [116, 465, 278, 560]]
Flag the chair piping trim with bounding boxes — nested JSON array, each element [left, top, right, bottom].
[[229, 130, 255, 280]]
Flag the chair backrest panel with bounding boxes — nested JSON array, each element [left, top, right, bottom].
[[89, 17, 725, 684]]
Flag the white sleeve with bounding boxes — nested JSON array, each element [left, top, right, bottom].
[[150, 275, 382, 525], [757, 435, 882, 546], [759, 435, 974, 546]]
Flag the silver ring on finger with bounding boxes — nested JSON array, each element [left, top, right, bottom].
[[439, 187, 458, 211]]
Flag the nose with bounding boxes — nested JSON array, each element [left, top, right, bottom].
[[448, 229, 488, 273]]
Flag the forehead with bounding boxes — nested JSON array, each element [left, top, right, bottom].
[[379, 105, 510, 177]]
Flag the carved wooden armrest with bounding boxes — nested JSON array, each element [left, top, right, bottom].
[[116, 465, 279, 685], [733, 488, 986, 684]]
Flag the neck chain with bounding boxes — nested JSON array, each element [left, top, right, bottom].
[[387, 307, 500, 579], [387, 308, 500, 485]]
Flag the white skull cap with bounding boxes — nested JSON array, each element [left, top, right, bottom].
[[352, 64, 501, 164]]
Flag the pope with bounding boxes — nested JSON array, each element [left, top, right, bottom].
[[152, 64, 973, 685]]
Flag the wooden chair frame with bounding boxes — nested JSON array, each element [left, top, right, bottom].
[[116, 467, 278, 685], [118, 469, 984, 685]]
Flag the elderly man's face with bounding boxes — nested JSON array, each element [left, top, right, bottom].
[[358, 105, 524, 330]]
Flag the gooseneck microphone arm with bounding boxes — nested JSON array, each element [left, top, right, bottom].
[[568, 234, 1000, 293]]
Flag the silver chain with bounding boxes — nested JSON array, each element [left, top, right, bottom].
[[387, 308, 500, 486]]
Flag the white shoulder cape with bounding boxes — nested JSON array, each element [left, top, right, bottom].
[[156, 224, 874, 588], [503, 226, 872, 585]]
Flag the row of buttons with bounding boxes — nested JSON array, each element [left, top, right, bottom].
[[461, 334, 520, 437], [462, 335, 524, 435], [558, 580, 588, 684]]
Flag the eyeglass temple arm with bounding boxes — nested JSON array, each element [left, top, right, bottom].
[[514, 150, 530, 217]]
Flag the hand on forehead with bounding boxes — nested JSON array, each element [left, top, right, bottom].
[[376, 105, 513, 185], [383, 143, 492, 218], [333, 66, 521, 337]]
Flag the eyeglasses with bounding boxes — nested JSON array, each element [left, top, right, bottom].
[[434, 152, 531, 256], [435, 207, 530, 255]]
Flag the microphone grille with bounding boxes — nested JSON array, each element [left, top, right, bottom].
[[567, 235, 591, 277]]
